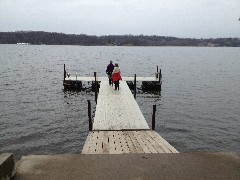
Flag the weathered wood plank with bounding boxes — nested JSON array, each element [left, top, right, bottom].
[[106, 131, 114, 154], [146, 131, 178, 153], [101, 131, 109, 154], [139, 131, 158, 153], [141, 131, 164, 153], [127, 131, 144, 153], [82, 131, 98, 154], [133, 131, 151, 153], [146, 131, 170, 153], [123, 131, 138, 153], [119, 131, 131, 153], [113, 131, 125, 154], [95, 131, 105, 154]]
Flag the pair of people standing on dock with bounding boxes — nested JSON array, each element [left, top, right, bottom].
[[106, 61, 122, 90]]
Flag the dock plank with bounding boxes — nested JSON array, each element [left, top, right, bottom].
[[146, 131, 178, 153], [119, 131, 131, 154], [133, 131, 151, 153], [123, 132, 138, 153], [107, 131, 116, 154], [113, 131, 125, 154], [139, 131, 158, 153], [101, 131, 110, 154], [95, 131, 105, 154], [142, 131, 164, 153], [82, 131, 98, 154]]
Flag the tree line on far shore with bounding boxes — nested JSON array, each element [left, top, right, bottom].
[[0, 31, 240, 47]]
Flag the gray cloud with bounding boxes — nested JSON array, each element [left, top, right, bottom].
[[0, 0, 239, 38]]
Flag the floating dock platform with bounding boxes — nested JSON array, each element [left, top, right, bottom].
[[63, 64, 162, 91]]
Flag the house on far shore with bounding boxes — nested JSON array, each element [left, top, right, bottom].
[[207, 43, 220, 47], [17, 42, 30, 45]]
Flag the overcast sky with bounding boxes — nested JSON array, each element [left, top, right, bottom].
[[0, 0, 239, 38]]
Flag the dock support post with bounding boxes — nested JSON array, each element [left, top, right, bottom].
[[76, 73, 77, 89], [64, 64, 66, 83], [134, 74, 137, 99], [94, 72, 98, 104], [159, 69, 162, 91], [156, 66, 159, 79], [152, 105, 156, 130], [159, 69, 162, 83], [88, 100, 92, 131], [160, 69, 162, 80]]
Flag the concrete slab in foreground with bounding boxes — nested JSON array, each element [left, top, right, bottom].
[[14, 153, 240, 180]]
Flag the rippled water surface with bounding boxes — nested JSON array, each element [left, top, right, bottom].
[[0, 45, 239, 159]]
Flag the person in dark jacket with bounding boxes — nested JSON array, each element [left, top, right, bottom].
[[106, 61, 114, 85]]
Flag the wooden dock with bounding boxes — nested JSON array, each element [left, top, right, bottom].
[[81, 78, 178, 154]]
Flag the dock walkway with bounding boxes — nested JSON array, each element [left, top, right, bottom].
[[93, 80, 149, 130], [82, 78, 178, 154]]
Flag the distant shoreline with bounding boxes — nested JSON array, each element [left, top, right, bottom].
[[1, 44, 239, 48], [1, 31, 240, 47]]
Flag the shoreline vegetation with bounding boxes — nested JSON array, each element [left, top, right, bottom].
[[0, 31, 240, 47]]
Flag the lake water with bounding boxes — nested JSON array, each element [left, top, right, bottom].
[[0, 45, 239, 159]]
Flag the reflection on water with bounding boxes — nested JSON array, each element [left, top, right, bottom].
[[0, 45, 240, 160]]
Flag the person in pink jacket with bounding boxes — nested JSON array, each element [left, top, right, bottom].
[[112, 63, 122, 90]]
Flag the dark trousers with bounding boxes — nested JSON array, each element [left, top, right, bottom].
[[108, 74, 112, 85], [109, 78, 113, 85], [114, 81, 119, 90]]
